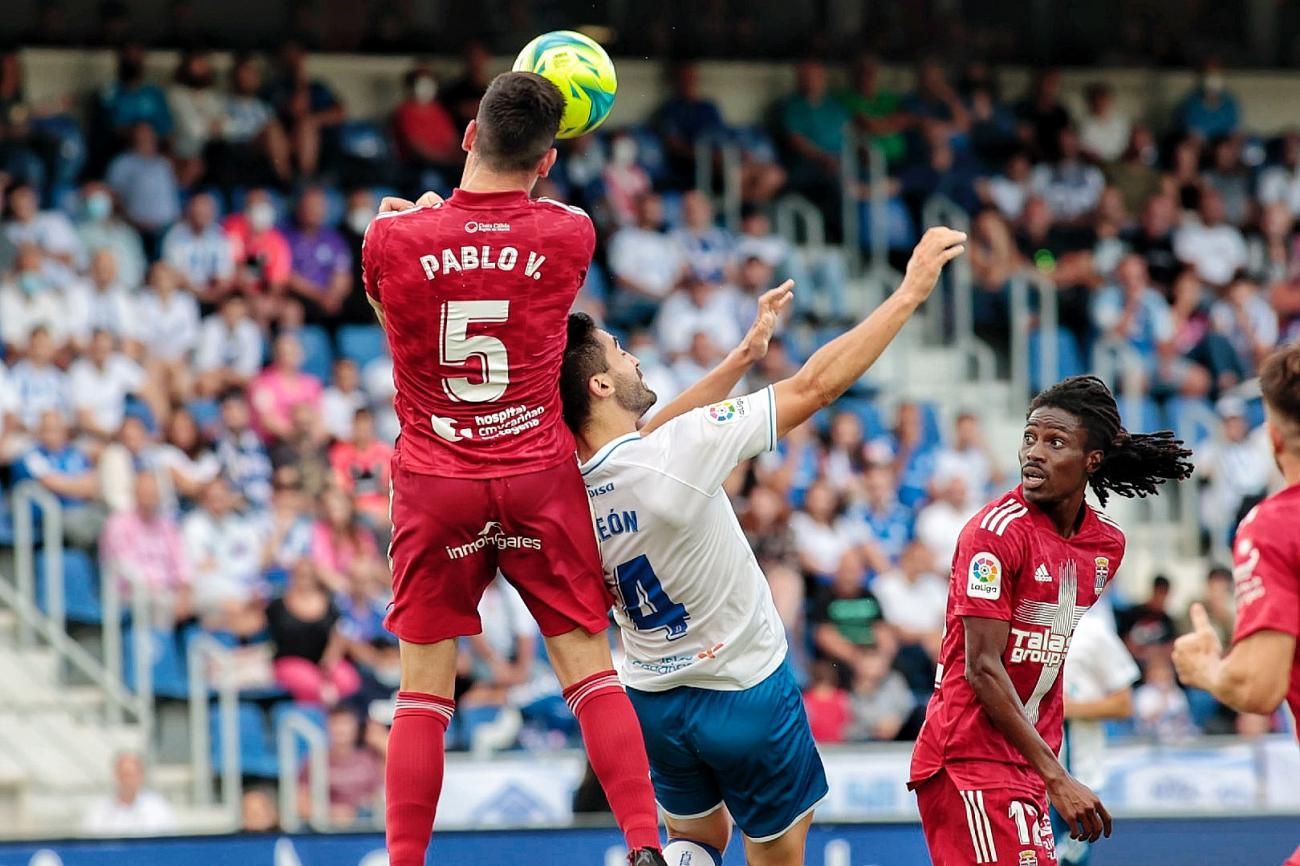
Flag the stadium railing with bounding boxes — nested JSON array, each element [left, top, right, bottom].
[[277, 708, 329, 832], [186, 633, 241, 831], [1009, 270, 1061, 410], [694, 135, 743, 232]]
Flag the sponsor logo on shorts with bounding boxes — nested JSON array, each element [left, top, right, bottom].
[[967, 551, 1003, 600], [1094, 556, 1110, 593], [445, 521, 542, 559]]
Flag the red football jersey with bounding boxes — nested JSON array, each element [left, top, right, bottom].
[[362, 190, 595, 478], [1230, 481, 1300, 742], [910, 487, 1127, 794]]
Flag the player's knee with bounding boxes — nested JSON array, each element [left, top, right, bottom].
[[542, 628, 614, 687], [664, 811, 731, 854], [397, 638, 458, 696]]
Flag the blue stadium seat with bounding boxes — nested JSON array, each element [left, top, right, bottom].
[[320, 186, 346, 228], [1028, 327, 1085, 392], [123, 627, 190, 700], [337, 120, 393, 162], [36, 549, 102, 625], [336, 324, 388, 370], [211, 701, 279, 779], [1118, 395, 1162, 432], [836, 397, 887, 442], [915, 401, 942, 450], [294, 324, 334, 385]]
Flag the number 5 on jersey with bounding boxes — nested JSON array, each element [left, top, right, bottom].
[[441, 300, 509, 402], [614, 555, 690, 640]]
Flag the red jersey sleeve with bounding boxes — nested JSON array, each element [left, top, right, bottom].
[[1232, 505, 1300, 644], [949, 509, 1026, 622], [360, 213, 389, 303]]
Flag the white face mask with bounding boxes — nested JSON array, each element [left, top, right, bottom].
[[413, 77, 437, 103], [248, 201, 275, 232], [347, 207, 373, 235], [611, 138, 638, 167]]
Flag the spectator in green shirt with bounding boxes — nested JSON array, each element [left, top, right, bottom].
[[837, 53, 912, 167], [779, 59, 850, 238]]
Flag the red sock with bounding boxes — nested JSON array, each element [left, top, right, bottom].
[[385, 691, 455, 866], [564, 670, 661, 852]]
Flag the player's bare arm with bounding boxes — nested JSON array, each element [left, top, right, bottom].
[[1173, 603, 1295, 715], [771, 227, 965, 437], [964, 615, 1113, 844], [363, 191, 447, 332], [1064, 687, 1133, 721], [639, 280, 794, 435]]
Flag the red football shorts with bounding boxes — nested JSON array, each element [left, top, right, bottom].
[[384, 459, 612, 644], [915, 770, 1056, 866]]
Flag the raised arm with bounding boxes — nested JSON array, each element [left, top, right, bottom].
[[365, 191, 446, 331], [771, 227, 965, 437], [964, 616, 1112, 843], [640, 280, 794, 435], [1173, 603, 1295, 715]]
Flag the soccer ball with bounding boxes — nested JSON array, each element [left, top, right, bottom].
[[512, 30, 617, 139]]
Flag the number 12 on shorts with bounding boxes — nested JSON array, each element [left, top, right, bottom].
[[614, 555, 690, 640]]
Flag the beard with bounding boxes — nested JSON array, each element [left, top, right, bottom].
[[612, 369, 657, 418]]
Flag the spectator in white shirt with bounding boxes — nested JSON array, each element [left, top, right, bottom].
[[0, 364, 19, 459], [2, 182, 83, 277], [980, 150, 1034, 221], [81, 751, 177, 837], [0, 245, 67, 353], [1257, 130, 1300, 217], [69, 330, 148, 440], [195, 294, 265, 387], [161, 191, 235, 301], [932, 412, 1004, 502], [1174, 189, 1248, 289], [791, 479, 880, 580], [668, 331, 729, 397], [607, 192, 686, 327], [1078, 82, 1131, 164], [1209, 274, 1280, 375], [76, 181, 148, 290], [137, 261, 201, 401], [157, 407, 221, 502], [8, 327, 71, 432], [1029, 126, 1106, 223], [322, 358, 368, 442], [670, 190, 737, 284], [652, 275, 742, 360], [915, 472, 977, 569], [70, 248, 142, 352], [183, 477, 269, 630], [1197, 396, 1276, 541], [872, 540, 948, 661]]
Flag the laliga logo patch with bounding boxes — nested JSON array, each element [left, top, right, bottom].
[[707, 400, 738, 424], [1094, 556, 1110, 593], [968, 551, 1003, 600]]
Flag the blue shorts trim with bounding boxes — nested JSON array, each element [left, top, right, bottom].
[[627, 658, 829, 841]]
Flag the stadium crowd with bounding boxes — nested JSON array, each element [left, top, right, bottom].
[[1, 42, 1298, 826]]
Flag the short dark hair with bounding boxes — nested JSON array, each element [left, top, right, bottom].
[[1153, 575, 1172, 591], [1261, 344, 1300, 448], [560, 313, 609, 433], [475, 72, 564, 172]]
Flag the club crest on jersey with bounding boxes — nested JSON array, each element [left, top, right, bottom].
[[968, 551, 1003, 600], [707, 400, 740, 424], [1019, 851, 1038, 866], [1094, 557, 1110, 593]]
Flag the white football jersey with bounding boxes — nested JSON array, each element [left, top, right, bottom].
[[1061, 608, 1140, 789], [580, 387, 787, 692]]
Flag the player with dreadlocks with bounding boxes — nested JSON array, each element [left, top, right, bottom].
[[909, 375, 1193, 866]]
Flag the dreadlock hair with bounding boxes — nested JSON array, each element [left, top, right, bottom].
[[1028, 375, 1194, 507]]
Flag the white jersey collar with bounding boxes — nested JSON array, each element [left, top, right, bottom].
[[579, 432, 641, 477]]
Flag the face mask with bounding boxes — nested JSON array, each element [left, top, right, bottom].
[[347, 207, 373, 236], [611, 138, 637, 167], [413, 77, 437, 104], [19, 272, 43, 296], [248, 201, 275, 232], [86, 192, 112, 222]]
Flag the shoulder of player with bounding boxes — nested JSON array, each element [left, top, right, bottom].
[[533, 197, 592, 224], [363, 204, 438, 245], [966, 493, 1032, 541], [1088, 504, 1127, 546]]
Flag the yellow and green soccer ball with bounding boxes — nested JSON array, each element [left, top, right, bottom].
[[513, 30, 617, 139]]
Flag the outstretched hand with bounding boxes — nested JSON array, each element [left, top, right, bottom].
[[378, 190, 445, 214], [739, 279, 795, 363], [901, 226, 967, 302], [1173, 602, 1224, 691]]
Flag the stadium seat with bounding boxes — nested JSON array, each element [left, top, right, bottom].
[[211, 701, 279, 779], [1118, 394, 1162, 432], [36, 549, 102, 625], [293, 324, 334, 385], [123, 627, 190, 700], [336, 324, 387, 370], [320, 186, 347, 228]]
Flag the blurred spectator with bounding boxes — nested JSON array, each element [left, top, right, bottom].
[[157, 407, 220, 501], [322, 358, 367, 441], [1257, 130, 1300, 216], [671, 190, 736, 284], [1091, 253, 1175, 388], [803, 660, 852, 744], [265, 43, 345, 179], [216, 54, 292, 187], [914, 473, 975, 568], [981, 151, 1034, 221], [76, 181, 147, 290], [653, 274, 741, 361], [301, 706, 384, 826], [74, 249, 141, 351], [1197, 397, 1274, 538], [106, 122, 181, 248], [0, 246, 69, 354], [823, 411, 868, 492], [224, 190, 292, 322], [196, 294, 265, 387], [872, 541, 947, 661], [899, 124, 981, 217], [1124, 193, 1180, 291], [653, 60, 727, 189], [69, 329, 147, 440], [241, 787, 281, 833], [440, 40, 491, 132], [602, 131, 652, 226], [330, 408, 392, 528], [811, 549, 895, 683], [1117, 574, 1178, 667], [162, 192, 236, 300], [183, 477, 267, 631], [214, 391, 273, 511], [96, 44, 173, 143], [1208, 274, 1279, 375], [1107, 126, 1164, 216], [1181, 566, 1237, 647], [966, 82, 1020, 168], [265, 467, 315, 571], [99, 414, 172, 514], [392, 66, 461, 180], [934, 412, 1004, 501], [167, 48, 225, 185], [15, 410, 103, 548], [250, 333, 324, 442], [284, 187, 352, 322], [270, 403, 333, 496], [607, 192, 685, 327], [791, 480, 877, 580], [4, 182, 82, 272], [81, 751, 176, 837], [1174, 189, 1247, 288], [780, 59, 848, 232], [1029, 127, 1105, 224], [99, 472, 191, 623], [1176, 59, 1240, 140], [310, 486, 381, 593], [1247, 201, 1296, 285], [883, 401, 938, 508], [1134, 656, 1196, 741], [902, 58, 970, 142], [1078, 82, 1131, 163], [1015, 68, 1070, 160], [851, 463, 915, 565], [838, 53, 910, 167], [846, 648, 916, 742], [337, 189, 379, 325], [8, 328, 72, 432], [1205, 135, 1252, 227], [268, 560, 361, 706], [138, 262, 201, 400]]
